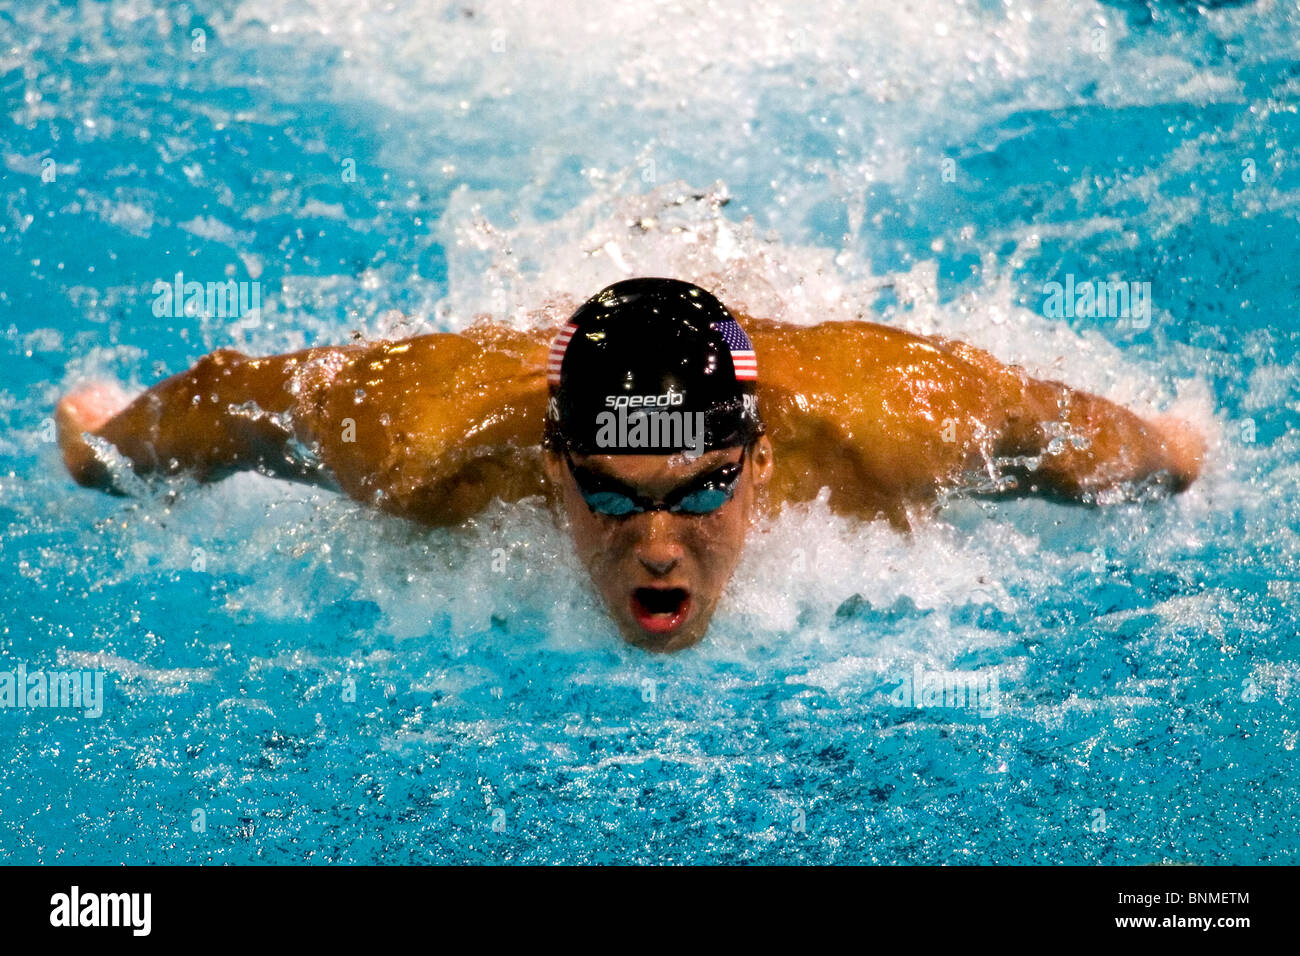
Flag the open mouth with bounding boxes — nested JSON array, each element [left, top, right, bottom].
[[630, 587, 692, 634]]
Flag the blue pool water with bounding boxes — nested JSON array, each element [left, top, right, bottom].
[[1, 0, 1298, 864]]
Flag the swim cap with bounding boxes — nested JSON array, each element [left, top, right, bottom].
[[544, 278, 764, 456]]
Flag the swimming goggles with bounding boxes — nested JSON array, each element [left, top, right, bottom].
[[563, 448, 746, 517]]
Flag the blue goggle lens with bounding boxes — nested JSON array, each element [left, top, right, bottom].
[[672, 487, 734, 514], [566, 451, 745, 518], [583, 491, 643, 517]]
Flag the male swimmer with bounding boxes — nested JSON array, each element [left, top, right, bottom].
[[56, 277, 1205, 651]]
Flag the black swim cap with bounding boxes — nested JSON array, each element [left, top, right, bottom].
[[544, 278, 764, 456]]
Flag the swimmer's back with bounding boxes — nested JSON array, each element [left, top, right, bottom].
[[746, 317, 1020, 521], [298, 323, 553, 524], [311, 316, 1046, 526]]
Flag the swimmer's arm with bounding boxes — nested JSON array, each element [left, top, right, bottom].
[[56, 345, 366, 491], [992, 373, 1205, 501], [57, 329, 551, 523]]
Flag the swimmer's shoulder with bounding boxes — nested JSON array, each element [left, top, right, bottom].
[[741, 314, 956, 390], [459, 317, 558, 371], [742, 313, 1014, 388], [330, 320, 553, 390]]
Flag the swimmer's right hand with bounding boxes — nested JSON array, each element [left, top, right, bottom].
[[55, 381, 132, 489]]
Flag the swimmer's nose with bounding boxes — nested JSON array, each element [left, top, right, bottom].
[[638, 553, 679, 576], [635, 513, 682, 577]]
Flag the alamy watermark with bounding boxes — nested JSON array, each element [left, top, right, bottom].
[[889, 662, 1000, 717], [1041, 274, 1151, 328], [50, 886, 150, 936], [151, 270, 261, 322], [0, 662, 106, 718], [595, 391, 705, 458]]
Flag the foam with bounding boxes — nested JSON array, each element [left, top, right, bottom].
[[30, 166, 1228, 675]]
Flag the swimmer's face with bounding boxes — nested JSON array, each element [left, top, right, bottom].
[[546, 436, 774, 652]]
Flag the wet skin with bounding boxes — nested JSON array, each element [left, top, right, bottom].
[[56, 313, 1205, 649]]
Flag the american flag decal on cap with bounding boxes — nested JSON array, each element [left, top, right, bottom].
[[547, 322, 578, 386], [713, 318, 758, 380]]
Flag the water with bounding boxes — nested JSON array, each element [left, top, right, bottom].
[[1, 0, 1297, 863]]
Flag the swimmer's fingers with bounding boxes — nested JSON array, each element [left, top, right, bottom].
[[1149, 415, 1206, 492], [55, 381, 133, 489]]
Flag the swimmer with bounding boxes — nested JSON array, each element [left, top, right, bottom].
[[56, 278, 1205, 651]]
